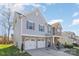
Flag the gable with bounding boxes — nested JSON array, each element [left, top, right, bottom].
[[24, 8, 48, 26]]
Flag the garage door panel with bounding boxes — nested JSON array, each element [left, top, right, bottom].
[[38, 41, 45, 48], [24, 41, 36, 50]]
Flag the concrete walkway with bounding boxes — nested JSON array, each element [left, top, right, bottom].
[[27, 48, 73, 56]]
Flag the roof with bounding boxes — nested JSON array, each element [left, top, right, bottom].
[[51, 22, 62, 29]]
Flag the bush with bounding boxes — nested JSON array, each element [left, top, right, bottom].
[[64, 42, 73, 48], [73, 43, 79, 47], [64, 44, 73, 48], [0, 39, 13, 44]]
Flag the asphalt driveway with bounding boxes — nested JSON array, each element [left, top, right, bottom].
[[27, 48, 73, 56]]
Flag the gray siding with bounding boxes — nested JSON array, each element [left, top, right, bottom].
[[21, 9, 49, 36], [13, 13, 22, 49]]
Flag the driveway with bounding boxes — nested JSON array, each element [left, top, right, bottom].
[[27, 48, 73, 56]]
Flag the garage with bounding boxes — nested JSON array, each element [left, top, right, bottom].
[[24, 38, 46, 50], [24, 39, 36, 50], [37, 39, 45, 48]]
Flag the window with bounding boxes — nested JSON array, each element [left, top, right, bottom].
[[53, 27, 55, 35], [57, 29, 60, 32], [15, 19, 17, 24], [48, 27, 51, 33], [39, 25, 44, 32], [26, 39, 29, 41], [38, 39, 41, 41], [31, 39, 35, 41], [26, 21, 35, 30]]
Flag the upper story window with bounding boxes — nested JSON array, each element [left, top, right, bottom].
[[53, 27, 55, 35], [47, 26, 51, 33], [39, 25, 44, 32], [26, 21, 35, 30], [57, 29, 60, 32]]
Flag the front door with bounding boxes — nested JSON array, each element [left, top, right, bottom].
[[47, 39, 51, 47]]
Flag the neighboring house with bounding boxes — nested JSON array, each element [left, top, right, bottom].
[[73, 36, 79, 45], [51, 22, 62, 46], [13, 8, 62, 50], [60, 32, 76, 45], [52, 22, 62, 36]]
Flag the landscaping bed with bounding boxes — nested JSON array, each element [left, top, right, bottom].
[[0, 44, 31, 56]]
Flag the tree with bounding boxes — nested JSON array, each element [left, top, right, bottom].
[[0, 4, 13, 43], [0, 4, 24, 43]]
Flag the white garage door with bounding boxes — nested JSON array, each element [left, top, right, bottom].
[[24, 40, 36, 50], [38, 40, 45, 48]]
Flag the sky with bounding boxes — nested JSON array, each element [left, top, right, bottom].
[[0, 3, 79, 36]]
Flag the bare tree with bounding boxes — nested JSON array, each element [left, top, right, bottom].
[[0, 4, 13, 43]]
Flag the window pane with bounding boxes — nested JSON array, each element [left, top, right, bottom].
[[26, 21, 35, 30], [39, 25, 44, 32]]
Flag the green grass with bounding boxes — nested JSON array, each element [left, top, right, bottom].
[[73, 47, 79, 49], [0, 44, 31, 56], [0, 44, 13, 49]]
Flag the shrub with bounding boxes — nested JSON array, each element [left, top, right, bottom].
[[0, 39, 13, 44], [73, 43, 79, 47], [65, 45, 73, 48], [64, 42, 73, 48]]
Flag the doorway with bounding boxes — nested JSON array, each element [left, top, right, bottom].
[[47, 39, 51, 47]]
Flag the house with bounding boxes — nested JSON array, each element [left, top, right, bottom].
[[13, 8, 62, 50], [60, 32, 76, 45], [73, 36, 79, 45], [51, 22, 62, 47]]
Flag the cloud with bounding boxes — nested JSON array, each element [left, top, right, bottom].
[[72, 19, 79, 25], [31, 3, 47, 12], [30, 4, 41, 7], [48, 19, 63, 25], [75, 3, 79, 8], [14, 3, 47, 12], [41, 6, 46, 12], [0, 4, 25, 12], [46, 3, 56, 6], [68, 19, 79, 27], [0, 3, 47, 15], [21, 3, 41, 7], [13, 4, 25, 11], [72, 12, 79, 17]]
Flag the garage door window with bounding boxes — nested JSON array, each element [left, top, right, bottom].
[[38, 39, 41, 41], [26, 39, 29, 41], [31, 39, 35, 41], [42, 39, 44, 41], [38, 39, 44, 41]]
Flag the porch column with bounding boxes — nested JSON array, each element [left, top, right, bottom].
[[50, 37, 53, 47], [53, 36, 54, 44], [52, 36, 57, 49], [45, 37, 48, 48], [36, 38, 38, 48]]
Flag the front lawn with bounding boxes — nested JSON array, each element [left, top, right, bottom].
[[0, 44, 31, 56]]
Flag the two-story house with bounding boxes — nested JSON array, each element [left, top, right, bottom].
[[13, 8, 62, 50], [61, 32, 76, 45]]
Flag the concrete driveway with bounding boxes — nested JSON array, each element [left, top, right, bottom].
[[27, 48, 73, 56]]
